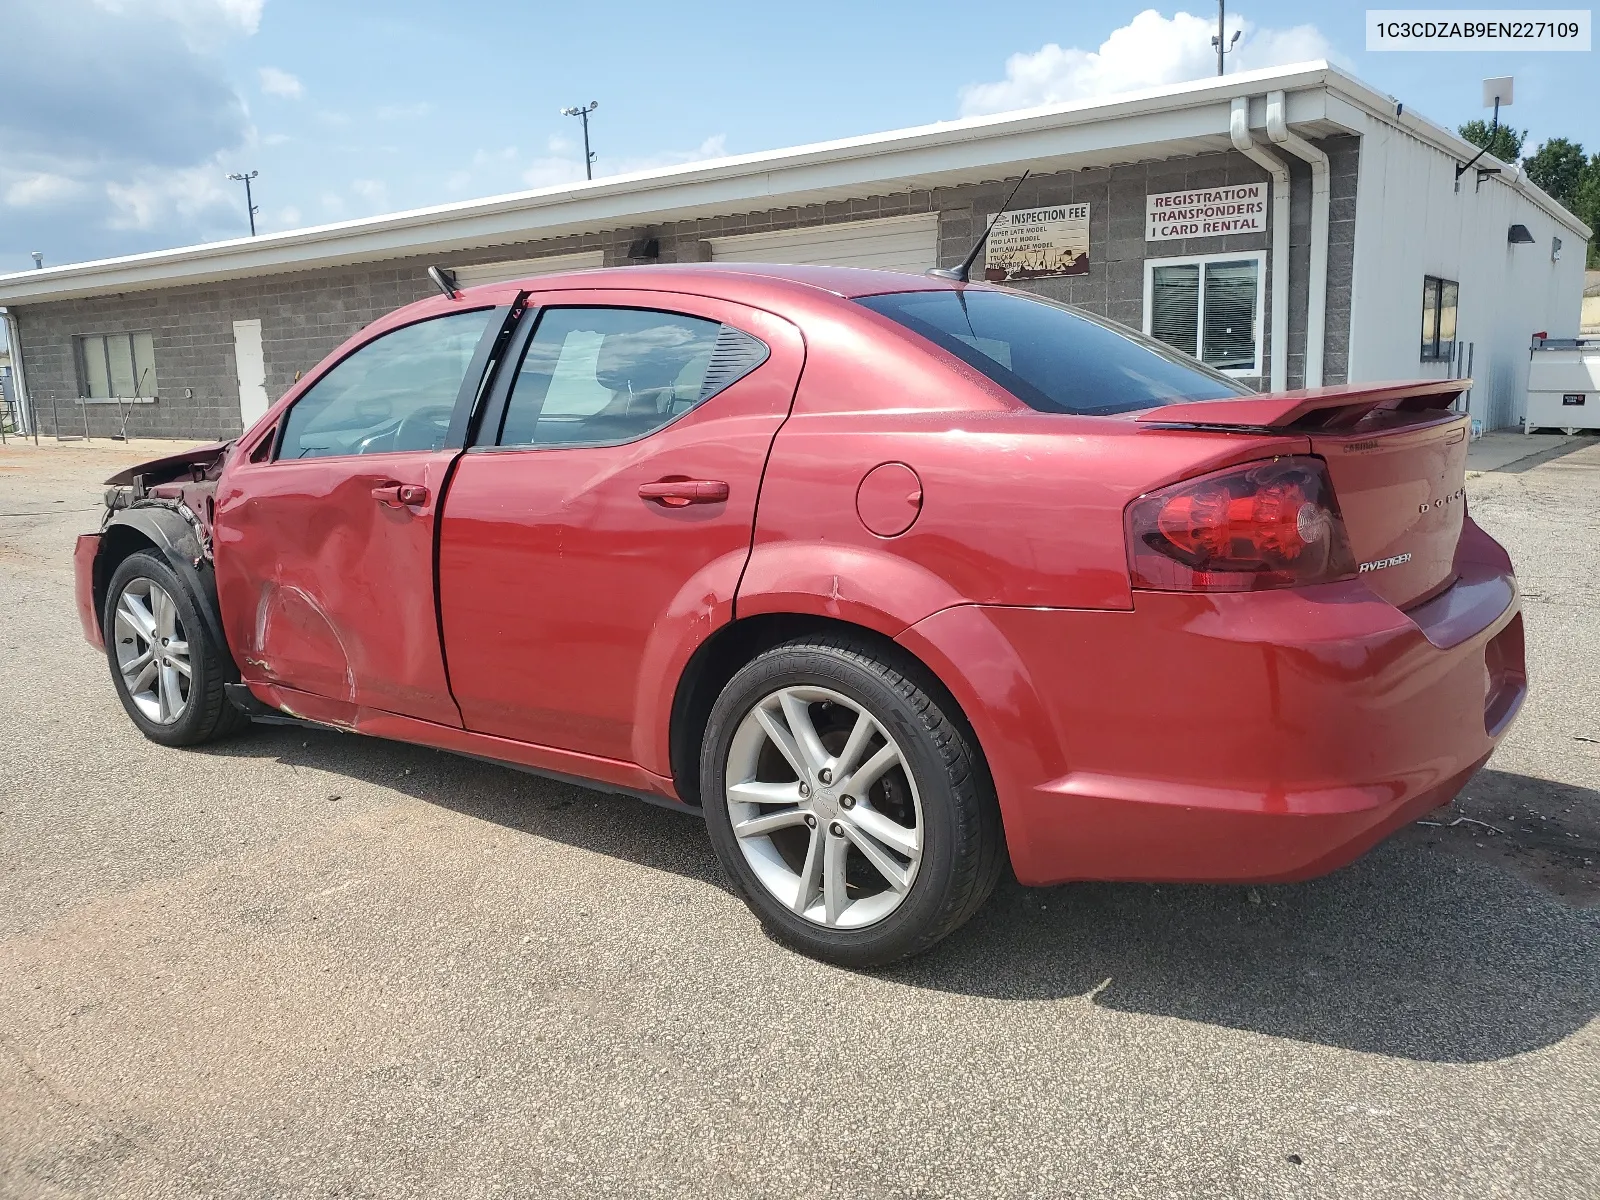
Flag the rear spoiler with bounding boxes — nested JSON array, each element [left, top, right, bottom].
[[1139, 379, 1469, 431]]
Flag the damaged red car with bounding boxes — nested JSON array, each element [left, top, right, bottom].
[[74, 264, 1525, 966]]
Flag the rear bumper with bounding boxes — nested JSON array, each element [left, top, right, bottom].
[[74, 533, 104, 650], [897, 521, 1524, 887]]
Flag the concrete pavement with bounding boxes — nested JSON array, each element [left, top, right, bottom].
[[1, 436, 1596, 1199]]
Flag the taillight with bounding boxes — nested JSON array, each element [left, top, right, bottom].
[[1125, 456, 1356, 592]]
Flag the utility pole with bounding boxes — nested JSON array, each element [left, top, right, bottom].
[[1211, 1, 1241, 75], [561, 102, 599, 180], [227, 170, 260, 235]]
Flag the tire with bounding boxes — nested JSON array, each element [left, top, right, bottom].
[[103, 549, 250, 747], [701, 634, 1004, 968]]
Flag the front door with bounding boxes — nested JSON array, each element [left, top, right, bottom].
[[214, 306, 502, 727], [438, 291, 803, 764]]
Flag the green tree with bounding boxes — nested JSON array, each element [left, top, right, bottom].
[[1572, 153, 1600, 267], [1458, 118, 1525, 162], [1524, 138, 1588, 209]]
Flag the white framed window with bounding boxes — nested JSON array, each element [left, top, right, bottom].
[[75, 331, 159, 399], [1143, 252, 1265, 376]]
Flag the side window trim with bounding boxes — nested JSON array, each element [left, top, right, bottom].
[[468, 302, 541, 450], [271, 304, 512, 462], [446, 299, 526, 449]]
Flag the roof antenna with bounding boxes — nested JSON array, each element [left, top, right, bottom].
[[928, 169, 1029, 284], [427, 265, 461, 299]]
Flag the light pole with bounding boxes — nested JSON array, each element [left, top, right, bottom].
[[561, 101, 599, 180], [1211, 1, 1241, 75], [227, 170, 260, 236]]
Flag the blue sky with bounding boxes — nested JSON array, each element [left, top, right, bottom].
[[1, 1, 1595, 273]]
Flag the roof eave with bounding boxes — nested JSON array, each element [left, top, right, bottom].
[[0, 62, 1357, 305]]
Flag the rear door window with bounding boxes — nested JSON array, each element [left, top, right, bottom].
[[495, 307, 768, 447], [857, 288, 1247, 415], [278, 308, 494, 459]]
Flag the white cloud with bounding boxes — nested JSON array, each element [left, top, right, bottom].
[[5, 172, 87, 206], [350, 178, 389, 211], [104, 159, 236, 230], [91, 0, 264, 47], [520, 156, 588, 189], [958, 8, 1333, 115], [258, 66, 302, 98], [518, 134, 728, 190], [1, 0, 261, 264], [377, 102, 432, 121]]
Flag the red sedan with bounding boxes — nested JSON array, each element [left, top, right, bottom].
[[74, 265, 1525, 966]]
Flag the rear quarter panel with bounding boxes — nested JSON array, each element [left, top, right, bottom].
[[739, 302, 1301, 627]]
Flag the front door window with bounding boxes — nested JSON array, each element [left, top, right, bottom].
[[278, 308, 494, 459]]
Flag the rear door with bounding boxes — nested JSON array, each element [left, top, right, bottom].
[[438, 290, 803, 763], [214, 305, 506, 726]]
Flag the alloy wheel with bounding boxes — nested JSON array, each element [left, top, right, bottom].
[[113, 578, 192, 725], [724, 685, 923, 929]]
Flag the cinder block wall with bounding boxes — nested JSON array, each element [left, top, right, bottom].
[[15, 136, 1356, 439]]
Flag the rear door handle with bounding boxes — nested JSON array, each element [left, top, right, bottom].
[[372, 483, 429, 507], [638, 479, 730, 507]]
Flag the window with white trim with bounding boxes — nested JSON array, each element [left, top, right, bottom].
[[75, 332, 159, 399], [1143, 253, 1264, 375]]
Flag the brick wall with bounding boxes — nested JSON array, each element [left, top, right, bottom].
[[15, 136, 1357, 439]]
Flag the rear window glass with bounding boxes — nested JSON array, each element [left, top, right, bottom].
[[856, 288, 1249, 416]]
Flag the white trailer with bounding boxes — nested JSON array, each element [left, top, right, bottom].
[[1526, 337, 1600, 434]]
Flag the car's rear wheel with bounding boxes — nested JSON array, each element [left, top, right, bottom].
[[701, 635, 1003, 967], [104, 550, 248, 747]]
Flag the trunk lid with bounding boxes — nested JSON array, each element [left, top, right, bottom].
[[1140, 380, 1471, 608]]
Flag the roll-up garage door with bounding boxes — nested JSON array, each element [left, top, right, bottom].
[[709, 213, 939, 274], [452, 251, 605, 286]]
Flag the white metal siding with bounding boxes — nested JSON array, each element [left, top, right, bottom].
[[453, 251, 604, 286], [710, 214, 939, 273], [1346, 121, 1588, 430]]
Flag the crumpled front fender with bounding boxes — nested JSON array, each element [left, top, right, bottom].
[[95, 504, 235, 670]]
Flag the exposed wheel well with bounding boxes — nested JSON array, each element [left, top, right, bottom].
[[668, 612, 986, 807], [92, 523, 160, 634]]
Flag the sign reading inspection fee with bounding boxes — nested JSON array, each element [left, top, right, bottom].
[[983, 204, 1090, 281], [1145, 184, 1266, 242]]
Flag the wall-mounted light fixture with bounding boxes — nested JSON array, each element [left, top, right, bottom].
[[1552, 236, 1563, 262], [1508, 224, 1535, 244]]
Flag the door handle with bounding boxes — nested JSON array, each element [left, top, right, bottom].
[[372, 483, 429, 507], [638, 479, 730, 507]]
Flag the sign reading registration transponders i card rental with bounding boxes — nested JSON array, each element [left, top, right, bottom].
[[1145, 183, 1267, 242], [983, 203, 1090, 282]]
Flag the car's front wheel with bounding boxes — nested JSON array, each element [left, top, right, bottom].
[[701, 635, 1004, 967], [103, 549, 249, 747]]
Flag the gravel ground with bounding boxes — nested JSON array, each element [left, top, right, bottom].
[[1, 435, 1597, 1200]]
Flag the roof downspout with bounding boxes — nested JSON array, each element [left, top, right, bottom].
[[0, 308, 34, 440], [1229, 96, 1290, 393], [1265, 89, 1330, 388]]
